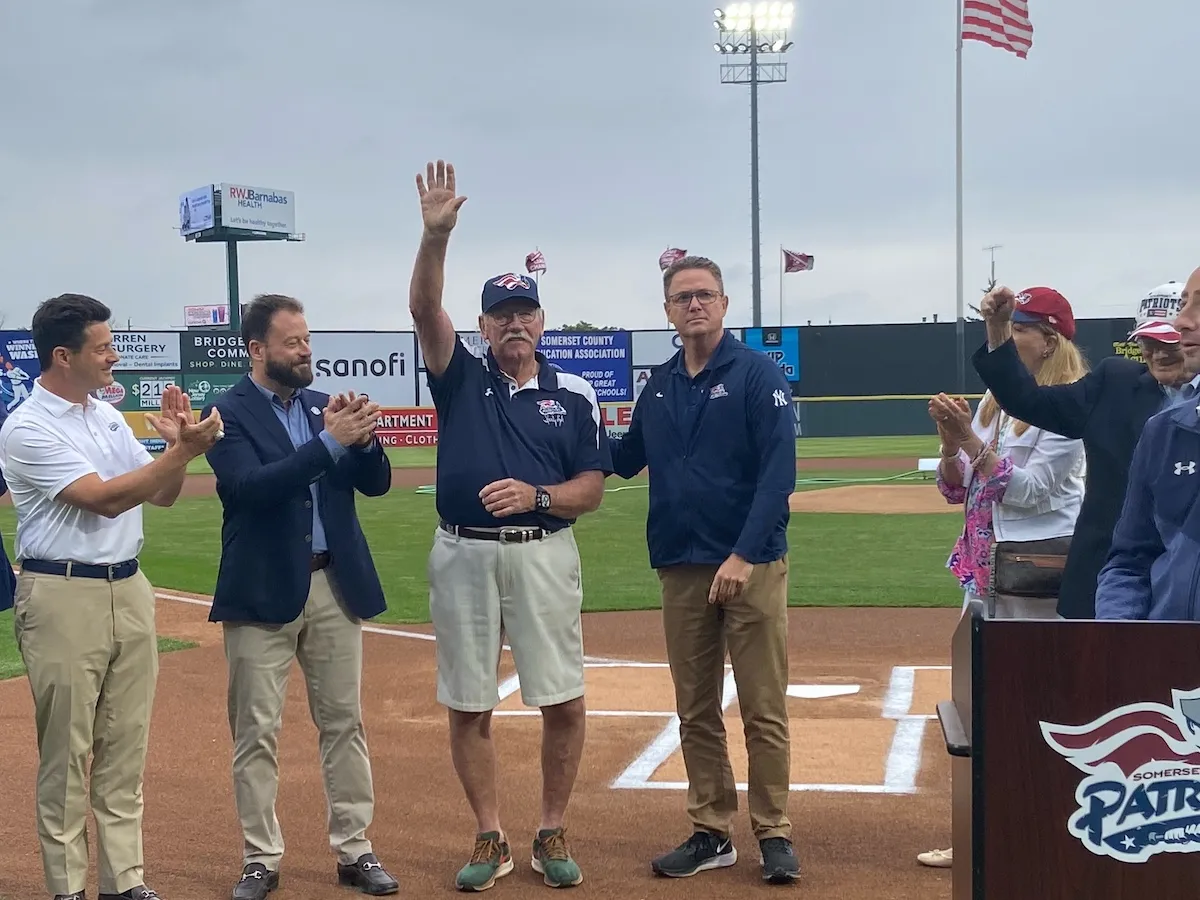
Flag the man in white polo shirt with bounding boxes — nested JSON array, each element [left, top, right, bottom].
[[0, 293, 222, 900]]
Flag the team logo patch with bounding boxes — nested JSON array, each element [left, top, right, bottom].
[[537, 398, 566, 427], [1041, 687, 1200, 862], [492, 274, 530, 290], [709, 383, 728, 399]]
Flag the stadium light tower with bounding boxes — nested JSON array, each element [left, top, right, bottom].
[[714, 2, 795, 328]]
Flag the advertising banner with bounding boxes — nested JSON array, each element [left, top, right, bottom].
[[308, 332, 417, 407], [633, 367, 654, 399], [0, 331, 39, 412], [631, 329, 684, 367], [112, 331, 182, 371], [181, 331, 250, 374], [183, 373, 243, 407], [121, 412, 167, 452], [537, 331, 632, 401], [184, 304, 230, 327], [219, 183, 295, 235], [743, 327, 800, 383], [94, 372, 182, 412], [599, 401, 636, 436], [375, 407, 438, 447], [178, 185, 215, 236]]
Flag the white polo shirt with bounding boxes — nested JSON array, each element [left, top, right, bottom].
[[0, 379, 155, 564]]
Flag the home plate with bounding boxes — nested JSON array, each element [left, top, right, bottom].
[[786, 684, 861, 699]]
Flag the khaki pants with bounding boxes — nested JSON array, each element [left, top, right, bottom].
[[12, 568, 160, 897], [658, 556, 792, 841], [222, 568, 374, 869], [427, 525, 585, 711]]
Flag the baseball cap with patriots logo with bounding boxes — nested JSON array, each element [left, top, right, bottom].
[[1012, 286, 1076, 340], [1129, 282, 1183, 344], [481, 272, 540, 314]]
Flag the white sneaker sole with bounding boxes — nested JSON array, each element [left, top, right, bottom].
[[653, 847, 738, 877]]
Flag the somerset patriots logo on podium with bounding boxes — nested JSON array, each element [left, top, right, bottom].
[[1041, 688, 1200, 863]]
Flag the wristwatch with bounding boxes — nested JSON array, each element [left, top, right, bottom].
[[535, 487, 551, 511]]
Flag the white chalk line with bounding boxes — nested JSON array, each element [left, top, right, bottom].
[[157, 590, 945, 794], [153, 589, 640, 666], [610, 664, 943, 795]]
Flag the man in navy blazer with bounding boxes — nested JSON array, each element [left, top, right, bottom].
[[202, 294, 398, 900]]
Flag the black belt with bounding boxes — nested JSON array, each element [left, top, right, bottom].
[[440, 521, 548, 544], [311, 552, 331, 572], [21, 558, 139, 581]]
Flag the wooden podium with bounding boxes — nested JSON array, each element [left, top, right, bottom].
[[937, 599, 1200, 898]]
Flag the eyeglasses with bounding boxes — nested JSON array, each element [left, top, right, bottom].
[[487, 308, 540, 325], [667, 290, 722, 307]]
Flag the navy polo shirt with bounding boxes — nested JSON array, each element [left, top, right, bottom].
[[426, 339, 613, 530]]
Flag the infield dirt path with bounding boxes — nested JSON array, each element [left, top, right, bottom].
[[0, 594, 959, 900]]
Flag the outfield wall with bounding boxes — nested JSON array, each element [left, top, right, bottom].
[[0, 317, 1144, 445]]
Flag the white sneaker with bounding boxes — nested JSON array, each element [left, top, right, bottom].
[[917, 847, 952, 868]]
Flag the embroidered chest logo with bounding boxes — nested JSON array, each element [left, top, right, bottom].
[[709, 383, 728, 399], [537, 398, 567, 427], [772, 389, 788, 408], [1175, 460, 1196, 476]]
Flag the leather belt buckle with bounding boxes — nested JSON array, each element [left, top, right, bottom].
[[499, 527, 541, 544]]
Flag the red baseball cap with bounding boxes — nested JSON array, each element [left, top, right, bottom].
[[1011, 287, 1076, 341]]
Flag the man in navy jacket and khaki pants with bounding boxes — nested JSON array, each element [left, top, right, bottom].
[[203, 294, 399, 900], [608, 255, 800, 884]]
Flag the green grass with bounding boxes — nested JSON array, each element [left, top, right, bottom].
[[176, 436, 936, 475], [0, 624, 197, 680], [0, 440, 959, 680]]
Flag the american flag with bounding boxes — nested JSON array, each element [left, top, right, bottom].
[[658, 247, 687, 271], [525, 250, 547, 274], [962, 0, 1033, 59], [782, 249, 813, 273]]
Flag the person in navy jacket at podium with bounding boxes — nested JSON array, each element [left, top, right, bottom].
[[0, 401, 16, 612], [202, 293, 400, 900], [1096, 267, 1200, 621]]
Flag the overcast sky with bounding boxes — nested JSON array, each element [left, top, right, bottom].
[[1, 0, 1194, 334]]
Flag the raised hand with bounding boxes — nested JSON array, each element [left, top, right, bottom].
[[416, 159, 467, 236], [981, 285, 1016, 322]]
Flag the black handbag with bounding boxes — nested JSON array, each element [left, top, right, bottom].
[[988, 536, 1072, 603]]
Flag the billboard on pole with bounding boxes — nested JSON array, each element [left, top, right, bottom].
[[218, 183, 295, 234]]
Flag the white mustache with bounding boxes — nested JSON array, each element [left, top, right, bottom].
[[502, 333, 529, 343]]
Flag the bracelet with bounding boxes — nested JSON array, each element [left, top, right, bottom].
[[939, 445, 957, 459]]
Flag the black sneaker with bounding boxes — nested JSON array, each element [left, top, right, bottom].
[[650, 831, 738, 877], [759, 837, 801, 883]]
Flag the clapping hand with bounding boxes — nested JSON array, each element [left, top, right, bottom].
[[416, 160, 467, 237], [145, 385, 194, 447], [929, 393, 973, 448], [324, 392, 381, 447]]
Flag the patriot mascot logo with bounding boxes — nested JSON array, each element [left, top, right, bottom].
[[1041, 687, 1200, 863]]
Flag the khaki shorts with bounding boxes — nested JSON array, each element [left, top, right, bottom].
[[427, 524, 586, 712]]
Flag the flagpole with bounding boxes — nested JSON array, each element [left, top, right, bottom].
[[955, 0, 966, 395]]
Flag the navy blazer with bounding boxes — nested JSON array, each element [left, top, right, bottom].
[[0, 404, 15, 612], [972, 339, 1167, 620], [203, 375, 392, 625]]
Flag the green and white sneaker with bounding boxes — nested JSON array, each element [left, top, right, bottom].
[[456, 831, 513, 892], [531, 827, 584, 888]]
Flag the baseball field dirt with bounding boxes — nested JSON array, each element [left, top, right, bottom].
[[789, 484, 957, 515], [0, 590, 959, 900]]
